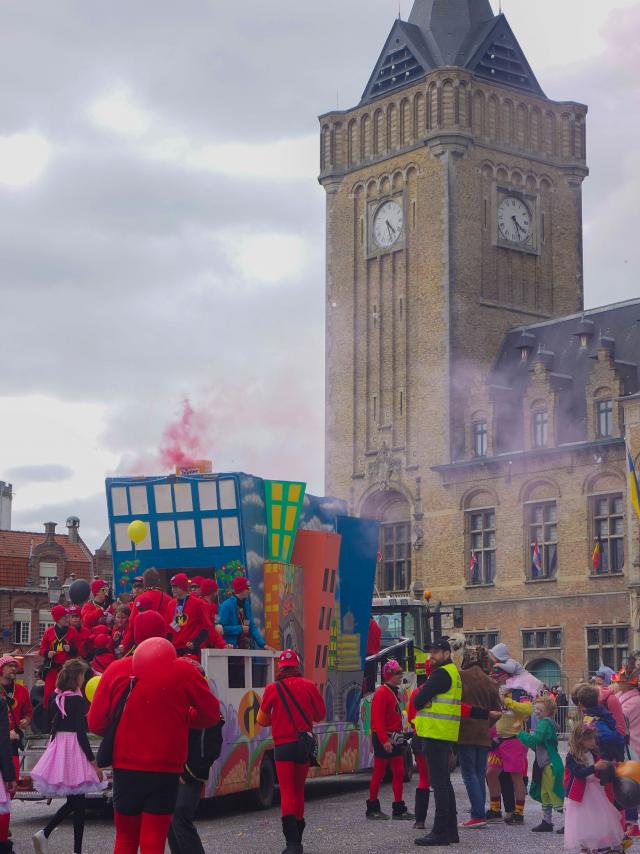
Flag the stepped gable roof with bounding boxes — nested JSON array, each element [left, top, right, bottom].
[[490, 299, 640, 448], [361, 1, 544, 105], [0, 529, 92, 563]]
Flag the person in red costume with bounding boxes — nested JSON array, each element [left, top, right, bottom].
[[166, 574, 213, 657], [39, 606, 80, 706], [257, 649, 325, 854], [0, 656, 32, 785], [366, 659, 414, 822], [199, 579, 226, 650], [91, 634, 116, 674], [88, 610, 220, 854], [122, 568, 174, 651], [364, 617, 382, 693], [81, 580, 114, 635], [67, 605, 93, 660]]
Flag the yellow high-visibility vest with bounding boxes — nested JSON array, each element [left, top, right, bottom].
[[413, 662, 462, 742]]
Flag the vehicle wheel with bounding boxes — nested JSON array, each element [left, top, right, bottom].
[[403, 749, 414, 783], [251, 754, 276, 810]]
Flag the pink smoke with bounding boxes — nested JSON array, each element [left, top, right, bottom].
[[159, 399, 212, 469]]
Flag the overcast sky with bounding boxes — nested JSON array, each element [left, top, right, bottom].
[[1, 0, 638, 550]]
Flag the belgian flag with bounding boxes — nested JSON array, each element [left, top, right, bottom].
[[592, 537, 603, 572]]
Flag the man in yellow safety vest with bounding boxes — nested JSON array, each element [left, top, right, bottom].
[[413, 638, 462, 847]]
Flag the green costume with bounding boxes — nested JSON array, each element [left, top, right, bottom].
[[518, 716, 564, 805]]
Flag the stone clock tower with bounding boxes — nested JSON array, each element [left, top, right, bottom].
[[320, 0, 588, 595]]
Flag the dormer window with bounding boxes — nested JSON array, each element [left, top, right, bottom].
[[596, 400, 613, 438], [473, 421, 488, 457], [532, 411, 549, 448]]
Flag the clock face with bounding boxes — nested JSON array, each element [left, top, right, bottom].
[[373, 200, 404, 249], [497, 196, 532, 244]]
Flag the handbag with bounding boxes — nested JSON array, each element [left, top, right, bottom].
[[96, 678, 136, 768], [276, 681, 319, 767]]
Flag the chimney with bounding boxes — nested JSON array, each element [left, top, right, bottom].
[[66, 516, 80, 544], [43, 522, 57, 544], [0, 482, 12, 530]]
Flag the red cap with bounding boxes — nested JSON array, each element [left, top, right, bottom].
[[232, 576, 250, 594], [66, 605, 81, 616], [51, 605, 67, 622], [171, 573, 190, 591], [133, 610, 167, 644], [190, 576, 204, 586], [94, 633, 113, 651], [91, 579, 108, 596], [278, 649, 301, 669], [201, 578, 218, 596]]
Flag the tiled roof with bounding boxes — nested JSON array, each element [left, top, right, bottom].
[[0, 530, 93, 563]]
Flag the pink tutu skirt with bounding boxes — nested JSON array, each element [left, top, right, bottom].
[[0, 774, 9, 815], [31, 732, 107, 797], [564, 775, 624, 851]]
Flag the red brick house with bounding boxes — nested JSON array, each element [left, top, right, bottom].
[[0, 521, 93, 654]]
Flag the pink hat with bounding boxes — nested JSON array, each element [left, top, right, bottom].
[[51, 605, 67, 622], [190, 576, 204, 586], [170, 572, 190, 591], [382, 659, 403, 681], [66, 605, 81, 616], [232, 576, 250, 594], [91, 579, 108, 596], [278, 649, 301, 669], [0, 656, 19, 672]]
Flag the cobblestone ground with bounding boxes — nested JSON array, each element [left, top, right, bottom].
[[9, 766, 584, 854]]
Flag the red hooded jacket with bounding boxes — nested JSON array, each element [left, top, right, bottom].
[[88, 656, 220, 773]]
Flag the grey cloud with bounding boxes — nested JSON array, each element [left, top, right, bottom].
[[3, 464, 74, 485], [11, 491, 108, 549]]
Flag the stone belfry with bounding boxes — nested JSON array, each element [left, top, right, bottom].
[[320, 0, 588, 594]]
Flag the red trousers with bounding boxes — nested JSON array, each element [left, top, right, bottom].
[[369, 755, 404, 802], [275, 761, 309, 819], [114, 811, 172, 854], [416, 752, 430, 790], [0, 813, 9, 841], [44, 667, 60, 704]]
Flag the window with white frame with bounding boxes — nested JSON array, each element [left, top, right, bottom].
[[38, 609, 54, 640], [532, 410, 549, 448], [592, 494, 624, 574], [39, 561, 58, 587], [596, 399, 614, 439], [472, 421, 488, 457], [13, 609, 31, 645]]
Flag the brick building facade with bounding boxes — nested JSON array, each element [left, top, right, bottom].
[[321, 0, 640, 688], [0, 521, 93, 654]]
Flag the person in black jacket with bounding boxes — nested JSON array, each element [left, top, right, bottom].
[[0, 697, 17, 854], [168, 660, 223, 854]]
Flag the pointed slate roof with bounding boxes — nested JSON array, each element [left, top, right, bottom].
[[361, 0, 544, 104]]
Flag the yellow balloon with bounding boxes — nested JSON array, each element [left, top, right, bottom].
[[85, 675, 101, 703], [127, 520, 148, 545]]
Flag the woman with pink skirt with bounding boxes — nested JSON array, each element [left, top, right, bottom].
[[31, 659, 106, 854]]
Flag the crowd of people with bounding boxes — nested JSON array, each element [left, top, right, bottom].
[[0, 568, 275, 854], [0, 573, 638, 854], [366, 637, 640, 854]]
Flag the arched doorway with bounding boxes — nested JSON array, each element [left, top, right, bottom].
[[527, 657, 561, 689], [360, 488, 412, 594]]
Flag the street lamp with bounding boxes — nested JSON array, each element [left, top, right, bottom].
[[47, 578, 62, 605]]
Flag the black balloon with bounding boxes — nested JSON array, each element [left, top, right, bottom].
[[68, 578, 91, 605], [613, 776, 640, 809]]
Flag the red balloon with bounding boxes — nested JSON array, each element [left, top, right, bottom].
[[132, 637, 176, 682]]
